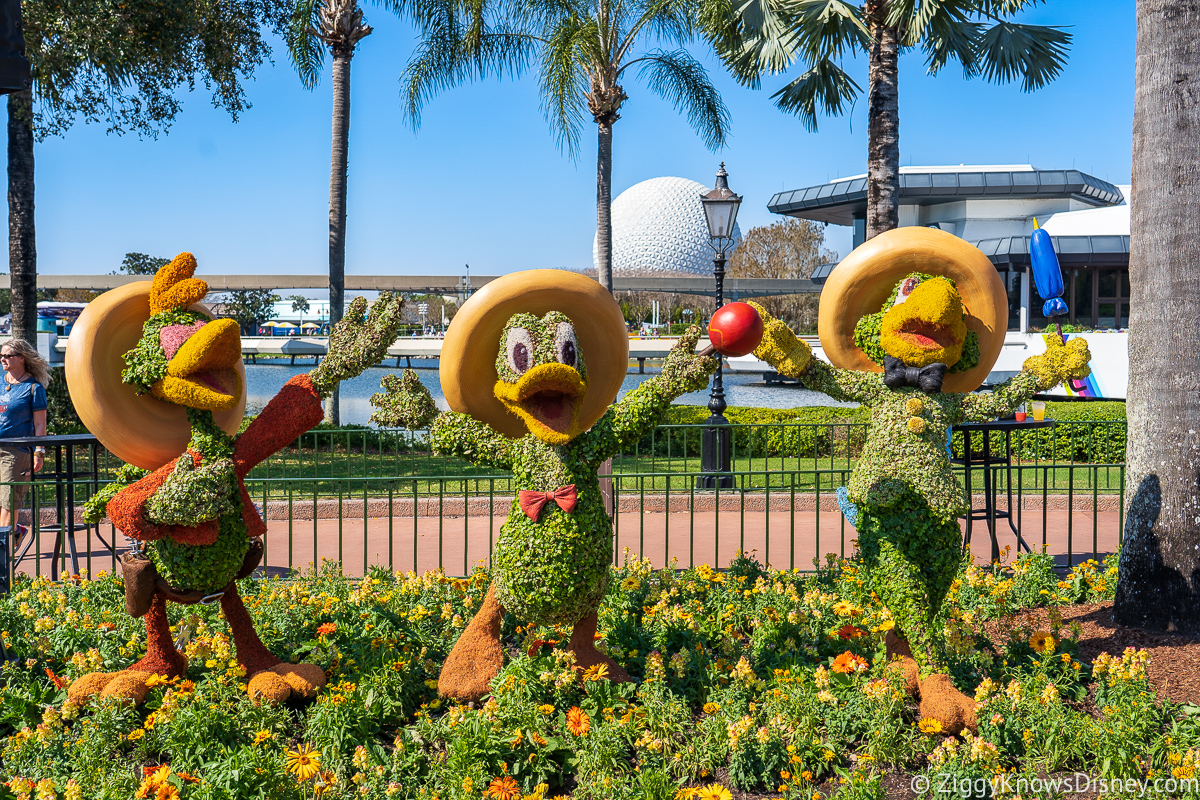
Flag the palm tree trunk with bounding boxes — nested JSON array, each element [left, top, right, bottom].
[[596, 122, 614, 293], [8, 89, 36, 344], [865, 0, 900, 240], [325, 51, 351, 425], [1113, 0, 1200, 631]]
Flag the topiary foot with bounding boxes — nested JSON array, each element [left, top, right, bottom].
[[246, 662, 328, 706], [918, 673, 978, 735], [568, 610, 631, 683], [884, 629, 920, 696], [67, 670, 157, 705], [438, 584, 505, 703]]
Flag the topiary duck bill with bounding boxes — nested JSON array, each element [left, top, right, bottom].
[[66, 252, 405, 708], [494, 362, 588, 442]]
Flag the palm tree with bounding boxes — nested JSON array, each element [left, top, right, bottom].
[[402, 0, 731, 292], [289, 0, 373, 424], [705, 0, 1070, 239], [1113, 0, 1200, 632]]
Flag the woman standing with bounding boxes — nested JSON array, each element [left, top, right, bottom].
[[0, 339, 48, 536]]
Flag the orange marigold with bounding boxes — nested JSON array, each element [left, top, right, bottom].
[[487, 776, 521, 800], [317, 623, 337, 637], [836, 624, 864, 641], [831, 651, 869, 674], [566, 706, 591, 737]]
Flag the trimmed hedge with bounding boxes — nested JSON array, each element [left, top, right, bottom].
[[949, 401, 1126, 463], [636, 405, 871, 459]]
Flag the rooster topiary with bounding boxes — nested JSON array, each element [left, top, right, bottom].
[[64, 253, 403, 705]]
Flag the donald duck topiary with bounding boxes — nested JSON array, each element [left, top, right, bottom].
[[63, 254, 403, 705], [748, 227, 1091, 734], [369, 270, 716, 702]]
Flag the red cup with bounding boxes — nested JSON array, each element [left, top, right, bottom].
[[1014, 411, 1027, 422], [707, 302, 764, 357]]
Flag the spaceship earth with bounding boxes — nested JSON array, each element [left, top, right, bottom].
[[593, 176, 742, 276]]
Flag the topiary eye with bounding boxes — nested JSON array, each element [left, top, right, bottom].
[[554, 322, 578, 368], [505, 328, 534, 375], [893, 276, 923, 306]]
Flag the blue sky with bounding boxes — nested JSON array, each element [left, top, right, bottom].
[[23, 0, 1134, 281]]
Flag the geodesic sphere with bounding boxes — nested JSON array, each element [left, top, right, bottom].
[[594, 176, 742, 276]]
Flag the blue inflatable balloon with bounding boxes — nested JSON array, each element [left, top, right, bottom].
[[1030, 225, 1065, 301], [1042, 297, 1069, 317]]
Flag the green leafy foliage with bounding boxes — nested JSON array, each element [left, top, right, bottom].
[[0, 546, 1187, 798]]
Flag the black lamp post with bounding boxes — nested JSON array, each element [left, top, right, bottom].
[[697, 163, 742, 490]]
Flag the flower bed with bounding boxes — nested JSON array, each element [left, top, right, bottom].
[[1, 549, 1194, 800]]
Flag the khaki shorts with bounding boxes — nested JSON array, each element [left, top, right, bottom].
[[0, 446, 32, 512]]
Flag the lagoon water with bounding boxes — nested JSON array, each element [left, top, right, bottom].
[[244, 362, 854, 425]]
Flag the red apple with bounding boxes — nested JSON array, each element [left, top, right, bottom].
[[707, 302, 764, 357]]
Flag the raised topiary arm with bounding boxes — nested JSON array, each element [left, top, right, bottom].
[[370, 369, 439, 429], [429, 412, 515, 470], [956, 336, 1091, 423], [747, 301, 886, 406], [582, 326, 716, 461], [309, 293, 405, 398]]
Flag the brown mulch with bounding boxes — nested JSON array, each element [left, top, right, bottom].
[[983, 600, 1200, 705]]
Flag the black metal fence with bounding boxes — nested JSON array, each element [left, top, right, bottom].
[[1, 420, 1127, 584]]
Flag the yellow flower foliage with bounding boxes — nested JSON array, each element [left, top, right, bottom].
[[149, 253, 209, 314], [878, 277, 967, 367], [492, 362, 587, 445], [907, 417, 927, 434], [1022, 335, 1092, 390], [747, 301, 813, 378], [905, 397, 925, 416]]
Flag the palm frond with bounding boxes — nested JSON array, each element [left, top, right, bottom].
[[286, 0, 326, 90], [769, 56, 860, 131], [785, 0, 869, 62], [401, 3, 537, 130], [975, 21, 1070, 91], [538, 15, 595, 157], [634, 49, 730, 150], [708, 0, 865, 86], [919, 2, 982, 76]]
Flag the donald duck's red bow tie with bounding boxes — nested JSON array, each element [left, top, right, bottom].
[[518, 484, 577, 521]]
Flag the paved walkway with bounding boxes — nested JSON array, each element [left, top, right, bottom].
[[14, 494, 1121, 580]]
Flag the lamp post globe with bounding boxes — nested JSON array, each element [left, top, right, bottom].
[[697, 163, 742, 490]]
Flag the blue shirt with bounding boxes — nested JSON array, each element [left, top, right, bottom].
[[0, 378, 47, 440]]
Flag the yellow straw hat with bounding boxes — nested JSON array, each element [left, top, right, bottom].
[[817, 227, 1008, 393], [66, 281, 247, 470], [440, 270, 629, 438]]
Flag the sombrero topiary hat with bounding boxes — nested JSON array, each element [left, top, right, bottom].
[[66, 279, 247, 470], [817, 226, 1008, 393], [440, 270, 628, 438]]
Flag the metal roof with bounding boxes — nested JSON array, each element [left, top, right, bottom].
[[768, 169, 1125, 226], [973, 235, 1130, 267], [810, 236, 1129, 286]]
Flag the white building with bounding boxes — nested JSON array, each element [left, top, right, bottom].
[[766, 165, 1130, 397]]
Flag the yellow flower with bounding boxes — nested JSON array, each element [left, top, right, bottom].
[[918, 718, 943, 735], [538, 704, 555, 715], [693, 784, 733, 800], [703, 702, 720, 714], [127, 729, 145, 741], [286, 743, 322, 782], [1029, 630, 1057, 653], [905, 397, 925, 416], [252, 730, 273, 746]]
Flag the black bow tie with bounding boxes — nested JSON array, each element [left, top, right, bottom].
[[883, 356, 947, 394]]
